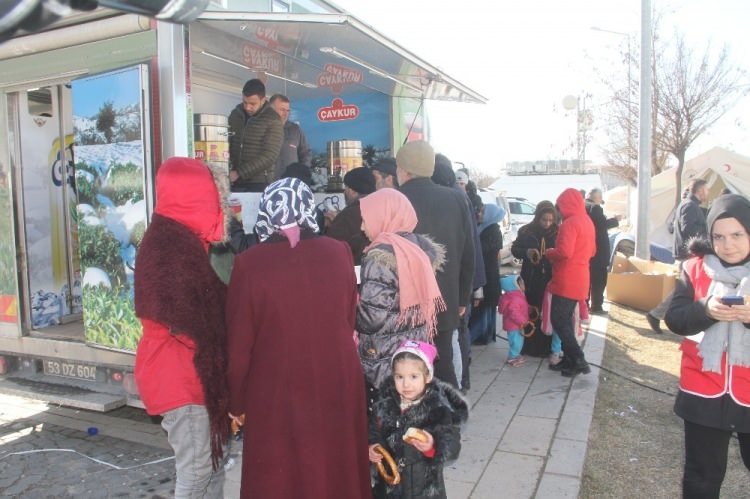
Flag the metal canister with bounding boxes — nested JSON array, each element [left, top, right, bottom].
[[326, 139, 362, 177], [194, 114, 230, 173]]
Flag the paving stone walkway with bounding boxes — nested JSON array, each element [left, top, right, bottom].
[[0, 313, 607, 498]]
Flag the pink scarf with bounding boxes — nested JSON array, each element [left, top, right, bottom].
[[360, 188, 445, 339]]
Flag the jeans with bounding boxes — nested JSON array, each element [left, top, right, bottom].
[[550, 294, 585, 362], [551, 331, 562, 355], [161, 404, 225, 498], [683, 420, 750, 499], [451, 329, 462, 390], [507, 329, 523, 359]]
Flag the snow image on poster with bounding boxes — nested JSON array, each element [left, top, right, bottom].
[[72, 66, 148, 351]]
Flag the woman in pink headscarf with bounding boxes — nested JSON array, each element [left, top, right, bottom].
[[357, 187, 446, 399]]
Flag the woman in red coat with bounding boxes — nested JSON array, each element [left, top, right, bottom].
[[665, 194, 750, 498], [544, 188, 595, 377], [225, 177, 371, 499], [134, 157, 230, 497]]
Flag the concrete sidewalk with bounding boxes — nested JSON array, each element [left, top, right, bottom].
[[224, 312, 609, 498]]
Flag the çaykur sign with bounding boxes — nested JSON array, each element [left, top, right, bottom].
[[317, 98, 359, 122], [316, 63, 364, 93]]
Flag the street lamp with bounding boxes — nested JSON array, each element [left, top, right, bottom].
[[591, 26, 633, 168]]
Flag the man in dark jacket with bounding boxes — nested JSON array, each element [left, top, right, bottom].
[[646, 178, 709, 333], [673, 179, 709, 260], [269, 94, 311, 181], [325, 167, 375, 265], [585, 188, 621, 314], [371, 157, 398, 190], [397, 140, 475, 388], [228, 79, 283, 192]]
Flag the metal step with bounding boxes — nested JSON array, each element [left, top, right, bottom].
[[0, 376, 126, 412]]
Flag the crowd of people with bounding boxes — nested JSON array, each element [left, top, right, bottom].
[[130, 77, 750, 498]]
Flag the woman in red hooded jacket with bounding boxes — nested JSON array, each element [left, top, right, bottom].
[[134, 157, 230, 497], [544, 188, 596, 377]]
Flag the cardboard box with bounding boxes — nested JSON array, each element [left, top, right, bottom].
[[607, 253, 678, 312]]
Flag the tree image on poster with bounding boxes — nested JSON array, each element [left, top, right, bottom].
[[73, 67, 147, 351], [0, 170, 17, 323]]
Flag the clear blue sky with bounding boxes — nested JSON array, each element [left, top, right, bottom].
[[72, 67, 142, 118]]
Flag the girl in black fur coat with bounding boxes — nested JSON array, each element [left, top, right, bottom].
[[368, 340, 469, 499]]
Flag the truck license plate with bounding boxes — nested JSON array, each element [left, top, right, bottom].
[[43, 360, 98, 381]]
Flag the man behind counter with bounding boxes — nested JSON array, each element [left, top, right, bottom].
[[228, 79, 283, 192], [270, 94, 312, 181]]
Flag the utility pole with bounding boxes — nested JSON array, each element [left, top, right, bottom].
[[636, 0, 653, 260]]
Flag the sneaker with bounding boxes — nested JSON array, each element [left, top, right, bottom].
[[548, 353, 564, 366], [506, 356, 525, 367], [646, 313, 663, 334], [561, 358, 591, 377]]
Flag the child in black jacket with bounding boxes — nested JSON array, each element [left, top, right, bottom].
[[368, 340, 469, 498]]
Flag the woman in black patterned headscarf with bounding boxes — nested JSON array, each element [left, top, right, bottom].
[[225, 177, 371, 498]]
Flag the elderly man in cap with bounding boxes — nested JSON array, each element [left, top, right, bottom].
[[371, 157, 398, 190], [397, 140, 475, 389], [325, 166, 376, 265]]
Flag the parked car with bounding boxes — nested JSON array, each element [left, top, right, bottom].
[[507, 197, 536, 226], [477, 190, 514, 265]]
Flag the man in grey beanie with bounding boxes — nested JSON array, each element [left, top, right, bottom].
[[397, 140, 475, 388]]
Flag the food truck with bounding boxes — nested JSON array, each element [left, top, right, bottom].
[[0, 2, 486, 410]]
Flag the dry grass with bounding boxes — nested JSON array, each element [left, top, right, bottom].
[[580, 303, 747, 497]]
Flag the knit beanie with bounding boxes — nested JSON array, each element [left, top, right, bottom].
[[371, 157, 397, 177], [396, 140, 435, 178], [343, 167, 376, 195]]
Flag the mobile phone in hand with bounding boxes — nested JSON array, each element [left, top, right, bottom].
[[721, 296, 744, 306]]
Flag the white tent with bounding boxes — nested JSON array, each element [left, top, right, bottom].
[[604, 147, 750, 248]]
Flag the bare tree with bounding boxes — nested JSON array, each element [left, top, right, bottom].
[[596, 19, 746, 200], [655, 35, 746, 208], [466, 167, 499, 189]]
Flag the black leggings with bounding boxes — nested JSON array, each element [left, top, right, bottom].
[[550, 294, 585, 362], [683, 419, 750, 499]]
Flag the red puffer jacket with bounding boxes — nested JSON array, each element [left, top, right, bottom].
[[545, 188, 596, 300]]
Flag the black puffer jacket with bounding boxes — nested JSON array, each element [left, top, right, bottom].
[[369, 378, 469, 499], [357, 233, 445, 389], [228, 101, 283, 184]]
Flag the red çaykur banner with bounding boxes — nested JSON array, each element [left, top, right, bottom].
[[316, 63, 363, 94], [317, 98, 359, 122]]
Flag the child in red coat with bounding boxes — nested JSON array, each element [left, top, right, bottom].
[[499, 275, 530, 366]]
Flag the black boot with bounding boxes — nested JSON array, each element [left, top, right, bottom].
[[549, 356, 572, 372], [561, 357, 591, 377], [646, 313, 663, 334]]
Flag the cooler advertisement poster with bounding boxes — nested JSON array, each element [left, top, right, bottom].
[[72, 66, 148, 351]]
